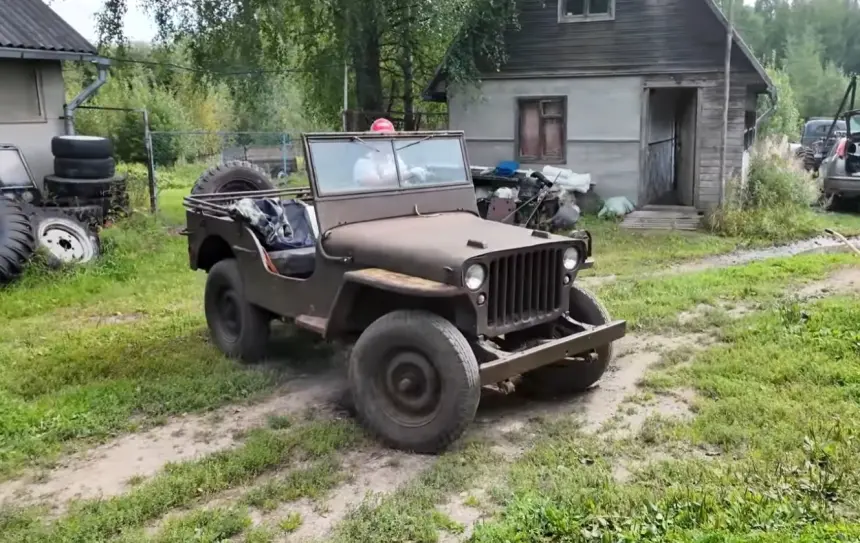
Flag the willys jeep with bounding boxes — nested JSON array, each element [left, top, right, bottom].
[[182, 131, 627, 453]]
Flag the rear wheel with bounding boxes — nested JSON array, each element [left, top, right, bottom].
[[349, 310, 480, 453], [204, 259, 270, 362], [518, 285, 615, 397]]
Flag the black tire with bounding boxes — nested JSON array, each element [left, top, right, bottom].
[[204, 259, 270, 363], [44, 174, 126, 200], [46, 193, 129, 219], [519, 285, 615, 397], [191, 160, 275, 195], [29, 208, 100, 266], [349, 310, 481, 454], [54, 157, 116, 180], [51, 135, 113, 160], [0, 198, 36, 286], [38, 203, 105, 229]]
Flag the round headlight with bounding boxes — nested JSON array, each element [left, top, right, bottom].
[[464, 264, 486, 291], [563, 247, 579, 270]]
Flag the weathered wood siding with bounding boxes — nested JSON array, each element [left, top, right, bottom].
[[695, 74, 747, 209], [494, 0, 759, 80]]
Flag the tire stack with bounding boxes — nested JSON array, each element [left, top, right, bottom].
[[43, 135, 129, 228]]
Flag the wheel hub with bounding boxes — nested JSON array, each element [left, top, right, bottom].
[[218, 290, 241, 337], [42, 226, 86, 261], [383, 351, 440, 417]]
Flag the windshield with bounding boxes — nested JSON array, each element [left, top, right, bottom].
[[848, 115, 860, 135], [307, 136, 469, 195]]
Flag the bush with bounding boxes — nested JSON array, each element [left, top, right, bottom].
[[707, 137, 820, 241]]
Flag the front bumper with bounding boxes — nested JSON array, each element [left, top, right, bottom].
[[478, 319, 627, 385], [823, 175, 860, 196]]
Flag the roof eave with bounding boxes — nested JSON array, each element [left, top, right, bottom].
[[0, 46, 101, 63], [701, 0, 774, 93]]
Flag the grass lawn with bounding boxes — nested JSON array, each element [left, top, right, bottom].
[[0, 161, 858, 541]]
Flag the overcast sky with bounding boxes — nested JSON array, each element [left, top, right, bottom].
[[50, 0, 758, 45]]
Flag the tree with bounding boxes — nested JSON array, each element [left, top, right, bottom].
[[758, 65, 801, 139]]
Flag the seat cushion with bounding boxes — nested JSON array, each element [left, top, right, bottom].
[[268, 246, 316, 277]]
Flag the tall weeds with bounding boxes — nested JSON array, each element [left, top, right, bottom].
[[707, 137, 820, 241]]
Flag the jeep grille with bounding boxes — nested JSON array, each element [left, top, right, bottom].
[[486, 248, 564, 329]]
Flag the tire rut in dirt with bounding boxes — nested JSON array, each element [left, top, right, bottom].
[[191, 160, 275, 195], [349, 310, 481, 454], [0, 198, 36, 285], [518, 285, 615, 397], [204, 258, 271, 363]]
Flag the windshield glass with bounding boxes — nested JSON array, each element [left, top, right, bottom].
[[307, 136, 469, 195]]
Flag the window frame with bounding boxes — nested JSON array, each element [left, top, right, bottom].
[[0, 61, 46, 124], [515, 96, 567, 165], [557, 0, 615, 23]]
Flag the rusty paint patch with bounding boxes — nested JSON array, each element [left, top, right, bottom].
[[351, 268, 458, 294]]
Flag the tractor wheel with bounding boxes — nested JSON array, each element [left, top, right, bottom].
[[518, 285, 615, 397], [204, 258, 271, 362], [0, 198, 36, 286], [349, 310, 480, 454]]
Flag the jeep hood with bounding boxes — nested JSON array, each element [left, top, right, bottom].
[[322, 212, 571, 284]]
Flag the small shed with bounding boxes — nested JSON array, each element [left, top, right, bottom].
[[0, 0, 104, 187], [424, 0, 775, 212]]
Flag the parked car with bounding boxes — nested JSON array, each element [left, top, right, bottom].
[[181, 131, 627, 454], [818, 110, 860, 211], [796, 118, 847, 173]]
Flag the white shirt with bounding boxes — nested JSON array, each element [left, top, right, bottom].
[[352, 151, 409, 187]]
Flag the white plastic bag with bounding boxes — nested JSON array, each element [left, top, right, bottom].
[[542, 165, 592, 194], [598, 196, 635, 218]]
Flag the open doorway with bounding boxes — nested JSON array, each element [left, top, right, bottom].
[[643, 88, 698, 207]]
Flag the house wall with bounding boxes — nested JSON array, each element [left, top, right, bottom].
[[449, 76, 643, 204], [0, 59, 66, 187], [492, 0, 759, 79], [450, 72, 751, 210]]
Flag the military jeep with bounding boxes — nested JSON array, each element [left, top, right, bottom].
[[183, 131, 626, 453]]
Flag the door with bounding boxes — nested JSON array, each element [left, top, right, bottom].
[[676, 90, 698, 207]]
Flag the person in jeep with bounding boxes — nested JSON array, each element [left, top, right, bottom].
[[352, 118, 427, 187]]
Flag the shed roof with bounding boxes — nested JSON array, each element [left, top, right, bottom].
[[0, 0, 97, 55]]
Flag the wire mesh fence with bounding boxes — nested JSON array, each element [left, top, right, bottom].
[[146, 131, 305, 215]]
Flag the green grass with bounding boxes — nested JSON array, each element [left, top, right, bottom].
[[596, 251, 857, 331], [330, 441, 499, 543], [0, 420, 361, 543], [468, 295, 860, 542]]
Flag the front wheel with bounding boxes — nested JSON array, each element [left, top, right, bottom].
[[519, 285, 615, 397], [349, 310, 481, 454], [204, 259, 271, 363]]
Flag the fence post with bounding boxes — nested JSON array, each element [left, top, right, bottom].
[[143, 109, 158, 214], [281, 132, 288, 177]]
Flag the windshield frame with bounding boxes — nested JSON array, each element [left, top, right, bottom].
[[302, 131, 472, 199]]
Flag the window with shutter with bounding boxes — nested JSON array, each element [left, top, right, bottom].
[[516, 97, 566, 163]]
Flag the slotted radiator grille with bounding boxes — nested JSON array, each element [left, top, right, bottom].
[[486, 248, 564, 328]]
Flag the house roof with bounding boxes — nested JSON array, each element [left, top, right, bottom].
[[424, 0, 774, 101], [0, 0, 97, 56]]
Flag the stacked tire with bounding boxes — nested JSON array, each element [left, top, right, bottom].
[[43, 135, 129, 227]]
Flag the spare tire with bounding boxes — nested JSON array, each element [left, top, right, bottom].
[[191, 160, 275, 195], [52, 135, 113, 160], [54, 157, 116, 180], [44, 174, 126, 200], [0, 198, 36, 285], [30, 209, 99, 266]]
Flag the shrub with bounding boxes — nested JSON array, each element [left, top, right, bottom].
[[707, 137, 819, 241]]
